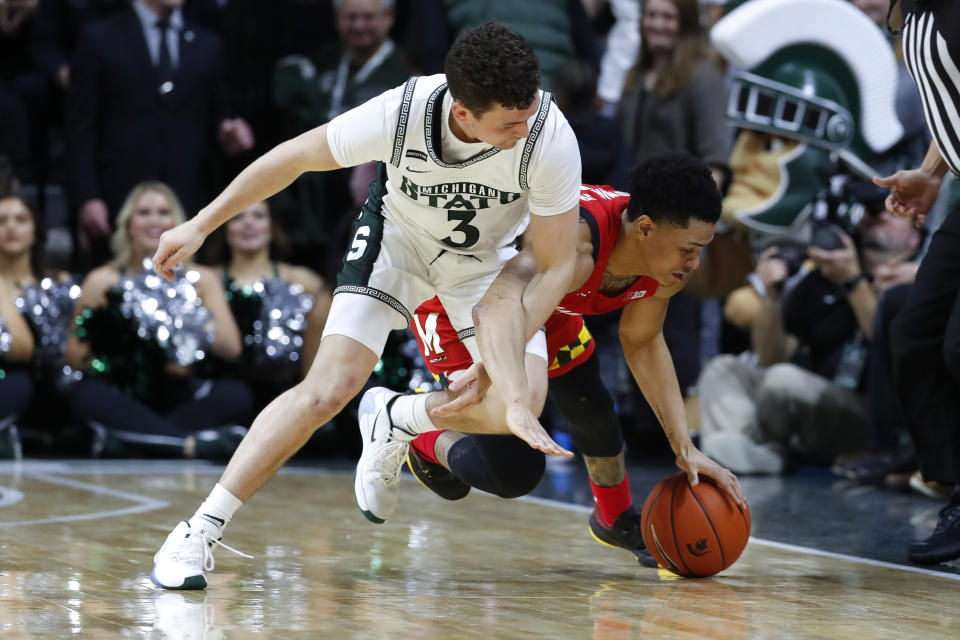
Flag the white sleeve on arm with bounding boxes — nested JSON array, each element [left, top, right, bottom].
[[527, 120, 582, 216], [325, 83, 404, 168], [597, 0, 641, 104]]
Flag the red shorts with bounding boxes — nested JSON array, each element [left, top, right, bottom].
[[410, 297, 594, 382]]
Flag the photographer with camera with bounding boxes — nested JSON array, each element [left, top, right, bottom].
[[698, 194, 922, 475]]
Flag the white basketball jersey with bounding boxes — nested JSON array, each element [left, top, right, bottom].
[[326, 74, 581, 256]]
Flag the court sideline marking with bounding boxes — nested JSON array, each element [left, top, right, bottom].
[[515, 493, 960, 582], [0, 472, 168, 527]]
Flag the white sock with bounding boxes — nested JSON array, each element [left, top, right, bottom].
[[189, 483, 243, 539], [389, 393, 437, 440]]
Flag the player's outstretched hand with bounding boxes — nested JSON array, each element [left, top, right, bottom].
[[506, 404, 573, 458], [676, 447, 746, 508], [431, 363, 491, 417], [153, 220, 205, 281], [873, 169, 942, 228]]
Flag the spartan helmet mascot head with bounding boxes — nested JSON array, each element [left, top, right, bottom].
[[711, 0, 903, 237]]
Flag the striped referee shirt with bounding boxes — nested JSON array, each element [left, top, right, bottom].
[[901, 0, 960, 176]]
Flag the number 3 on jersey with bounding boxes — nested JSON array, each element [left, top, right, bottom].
[[443, 210, 479, 249], [346, 225, 370, 260]]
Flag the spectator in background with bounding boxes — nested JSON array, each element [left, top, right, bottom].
[[0, 91, 29, 186], [402, 0, 600, 88], [619, 0, 729, 187], [699, 195, 923, 475], [205, 0, 339, 161], [551, 59, 630, 189], [583, 0, 641, 116], [67, 0, 254, 269], [65, 181, 252, 459], [31, 0, 129, 94], [203, 200, 331, 412], [272, 0, 407, 275], [0, 244, 36, 458], [616, 0, 729, 444], [0, 194, 80, 454], [0, 0, 42, 184], [0, 273, 34, 459]]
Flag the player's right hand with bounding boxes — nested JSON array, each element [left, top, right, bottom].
[[430, 362, 491, 417], [676, 447, 746, 508], [505, 403, 573, 458], [153, 220, 205, 281]]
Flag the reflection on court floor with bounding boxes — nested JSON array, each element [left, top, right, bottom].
[[0, 460, 958, 639]]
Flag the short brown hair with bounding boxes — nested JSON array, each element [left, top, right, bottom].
[[444, 22, 540, 115]]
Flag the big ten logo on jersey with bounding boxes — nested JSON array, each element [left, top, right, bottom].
[[398, 176, 523, 249], [580, 185, 629, 202], [412, 311, 445, 361]]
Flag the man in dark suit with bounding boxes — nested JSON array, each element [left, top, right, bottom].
[[67, 0, 253, 266]]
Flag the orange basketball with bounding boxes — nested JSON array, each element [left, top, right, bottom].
[[640, 471, 751, 577]]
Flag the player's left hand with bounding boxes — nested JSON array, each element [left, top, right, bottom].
[[505, 403, 573, 458], [430, 363, 491, 417], [676, 447, 746, 508]]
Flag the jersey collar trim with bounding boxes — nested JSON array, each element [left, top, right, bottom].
[[425, 83, 502, 169]]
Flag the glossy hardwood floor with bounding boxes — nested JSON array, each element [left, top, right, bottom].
[[1, 460, 958, 639]]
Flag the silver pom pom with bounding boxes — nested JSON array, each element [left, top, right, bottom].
[[118, 259, 216, 366], [247, 278, 314, 369], [15, 276, 82, 370], [0, 314, 11, 355]]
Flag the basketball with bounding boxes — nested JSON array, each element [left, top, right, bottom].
[[641, 471, 751, 577]]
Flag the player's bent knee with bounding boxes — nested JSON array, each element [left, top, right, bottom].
[[449, 435, 545, 498], [305, 379, 361, 421], [488, 454, 545, 498]]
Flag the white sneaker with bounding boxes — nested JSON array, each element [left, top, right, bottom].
[[355, 387, 408, 523], [151, 521, 252, 590]]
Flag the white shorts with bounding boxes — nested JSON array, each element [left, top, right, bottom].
[[323, 213, 546, 362]]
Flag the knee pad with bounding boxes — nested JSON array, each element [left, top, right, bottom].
[[448, 435, 545, 499]]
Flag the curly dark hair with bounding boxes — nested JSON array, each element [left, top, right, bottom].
[[627, 153, 721, 227], [444, 22, 541, 115]]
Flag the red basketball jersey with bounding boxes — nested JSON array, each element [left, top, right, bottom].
[[556, 185, 660, 317]]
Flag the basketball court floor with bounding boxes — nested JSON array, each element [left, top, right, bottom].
[[1, 457, 958, 639]]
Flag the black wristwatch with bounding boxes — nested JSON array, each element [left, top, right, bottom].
[[841, 273, 865, 293]]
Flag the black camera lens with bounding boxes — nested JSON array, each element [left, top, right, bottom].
[[811, 222, 845, 250]]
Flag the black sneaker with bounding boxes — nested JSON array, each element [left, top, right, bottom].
[[406, 447, 470, 501], [589, 504, 659, 568], [907, 490, 960, 564]]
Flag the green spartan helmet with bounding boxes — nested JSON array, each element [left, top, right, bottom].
[[711, 0, 903, 234]]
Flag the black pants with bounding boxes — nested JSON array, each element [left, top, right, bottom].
[[891, 204, 960, 484], [870, 284, 912, 450], [0, 370, 34, 426], [69, 376, 254, 446]]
